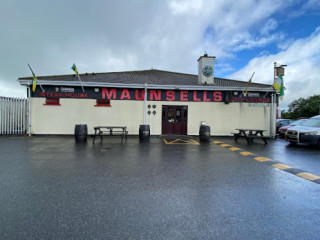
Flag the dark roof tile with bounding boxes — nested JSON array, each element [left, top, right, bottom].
[[19, 69, 272, 89]]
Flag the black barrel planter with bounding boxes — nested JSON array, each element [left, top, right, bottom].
[[139, 125, 150, 142], [199, 125, 211, 143], [75, 124, 88, 143]]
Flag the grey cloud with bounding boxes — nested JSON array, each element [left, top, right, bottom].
[[0, 0, 317, 103]]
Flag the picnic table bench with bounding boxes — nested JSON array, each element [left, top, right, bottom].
[[93, 126, 128, 144], [232, 128, 268, 144]]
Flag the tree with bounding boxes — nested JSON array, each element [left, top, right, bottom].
[[282, 95, 320, 119]]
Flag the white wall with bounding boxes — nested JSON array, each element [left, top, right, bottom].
[[145, 101, 272, 136], [31, 98, 273, 136], [31, 98, 144, 135]]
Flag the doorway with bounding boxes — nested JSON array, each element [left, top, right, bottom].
[[162, 105, 188, 135]]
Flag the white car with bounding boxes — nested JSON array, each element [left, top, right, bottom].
[[286, 115, 320, 148]]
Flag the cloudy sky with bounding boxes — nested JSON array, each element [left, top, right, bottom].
[[1, 0, 319, 109]]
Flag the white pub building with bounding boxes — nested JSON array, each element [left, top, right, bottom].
[[18, 54, 277, 137]]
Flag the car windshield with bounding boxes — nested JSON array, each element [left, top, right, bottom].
[[291, 119, 306, 125], [300, 119, 320, 127]]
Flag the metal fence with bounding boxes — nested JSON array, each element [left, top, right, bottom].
[[0, 97, 28, 135]]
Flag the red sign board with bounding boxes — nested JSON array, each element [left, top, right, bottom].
[[33, 86, 271, 103]]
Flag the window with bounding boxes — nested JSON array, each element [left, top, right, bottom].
[[95, 99, 111, 107], [44, 98, 60, 106]]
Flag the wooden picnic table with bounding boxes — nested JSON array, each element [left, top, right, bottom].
[[93, 126, 128, 144], [233, 128, 268, 144]]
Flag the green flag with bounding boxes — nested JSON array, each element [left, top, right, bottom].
[[273, 74, 284, 100], [71, 63, 85, 92], [71, 63, 78, 75], [279, 76, 284, 100]]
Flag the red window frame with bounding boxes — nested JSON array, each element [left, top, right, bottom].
[[95, 99, 111, 107], [44, 98, 60, 106]]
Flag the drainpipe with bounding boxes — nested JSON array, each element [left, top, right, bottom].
[[270, 93, 274, 139], [27, 86, 31, 136], [144, 83, 147, 125], [271, 93, 277, 139]]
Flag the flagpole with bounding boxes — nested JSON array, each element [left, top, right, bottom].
[[77, 74, 85, 93], [274, 62, 277, 84], [271, 93, 275, 139], [39, 83, 45, 92], [273, 62, 277, 129], [240, 71, 255, 97], [27, 64, 45, 92], [71, 63, 85, 93], [273, 62, 287, 102]]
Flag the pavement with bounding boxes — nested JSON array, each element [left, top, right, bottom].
[[0, 135, 319, 240]]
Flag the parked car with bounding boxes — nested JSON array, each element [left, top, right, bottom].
[[286, 115, 320, 147], [278, 119, 308, 139], [276, 119, 294, 134]]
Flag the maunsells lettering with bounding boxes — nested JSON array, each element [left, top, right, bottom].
[[203, 91, 211, 102], [102, 88, 116, 99], [213, 92, 222, 102], [180, 91, 188, 101], [135, 89, 144, 100], [166, 91, 175, 101], [150, 90, 161, 101], [120, 89, 131, 100], [193, 91, 201, 101], [33, 87, 270, 103]]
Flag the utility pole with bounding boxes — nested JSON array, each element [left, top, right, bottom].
[[274, 62, 287, 118], [272, 62, 287, 139]]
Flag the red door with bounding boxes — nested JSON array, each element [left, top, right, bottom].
[[162, 106, 188, 135]]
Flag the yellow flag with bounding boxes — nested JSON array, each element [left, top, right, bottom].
[[245, 72, 255, 95], [27, 64, 38, 92]]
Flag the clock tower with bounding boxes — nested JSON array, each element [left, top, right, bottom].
[[198, 52, 215, 85]]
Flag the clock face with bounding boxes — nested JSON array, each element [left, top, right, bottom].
[[202, 65, 213, 77]]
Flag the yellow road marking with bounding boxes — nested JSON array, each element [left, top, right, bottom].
[[213, 141, 320, 184], [240, 151, 255, 156], [220, 144, 231, 147], [188, 139, 201, 145], [170, 139, 182, 144], [229, 147, 241, 151], [254, 157, 272, 162], [272, 164, 293, 170], [297, 172, 320, 181], [163, 139, 200, 145]]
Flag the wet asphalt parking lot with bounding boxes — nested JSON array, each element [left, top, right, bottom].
[[0, 135, 319, 240]]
